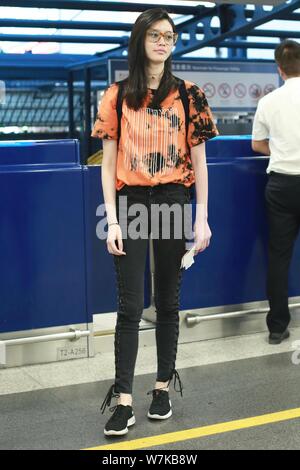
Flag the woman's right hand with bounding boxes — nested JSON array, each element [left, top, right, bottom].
[[107, 224, 126, 256]]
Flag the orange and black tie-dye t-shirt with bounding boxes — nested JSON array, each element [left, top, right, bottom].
[[91, 79, 219, 191]]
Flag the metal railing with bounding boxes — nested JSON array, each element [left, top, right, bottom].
[[185, 303, 300, 326], [0, 328, 90, 366]]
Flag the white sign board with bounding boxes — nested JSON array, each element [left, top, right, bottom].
[[109, 59, 279, 112]]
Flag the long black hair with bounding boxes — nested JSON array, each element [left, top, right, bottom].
[[122, 8, 180, 111]]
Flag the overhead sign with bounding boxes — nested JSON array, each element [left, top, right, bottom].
[[108, 59, 279, 112]]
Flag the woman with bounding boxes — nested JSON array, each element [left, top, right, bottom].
[[91, 8, 218, 437]]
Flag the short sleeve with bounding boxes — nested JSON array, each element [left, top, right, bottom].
[[252, 100, 269, 140], [91, 83, 118, 140], [186, 82, 219, 148]]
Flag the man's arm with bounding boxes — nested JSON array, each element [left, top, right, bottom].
[[252, 98, 270, 156], [251, 139, 270, 156]]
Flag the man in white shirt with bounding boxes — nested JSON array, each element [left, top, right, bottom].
[[252, 39, 300, 345]]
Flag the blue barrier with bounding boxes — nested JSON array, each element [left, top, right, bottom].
[[0, 137, 299, 336], [206, 135, 257, 159], [0, 140, 88, 333], [181, 137, 300, 309], [85, 166, 151, 316]]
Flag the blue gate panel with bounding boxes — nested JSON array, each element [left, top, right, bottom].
[[180, 137, 300, 310], [0, 140, 80, 165], [85, 165, 151, 316], [206, 135, 257, 159], [0, 140, 88, 333], [1, 137, 298, 333]]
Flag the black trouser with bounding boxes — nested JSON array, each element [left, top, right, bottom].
[[265, 171, 300, 333], [113, 183, 191, 394]]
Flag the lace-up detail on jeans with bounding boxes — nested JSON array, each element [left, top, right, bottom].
[[172, 369, 183, 397], [100, 384, 120, 414]]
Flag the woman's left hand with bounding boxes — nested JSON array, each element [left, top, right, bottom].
[[193, 219, 212, 255]]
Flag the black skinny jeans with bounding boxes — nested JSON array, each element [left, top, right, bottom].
[[113, 183, 192, 394], [265, 171, 300, 333]]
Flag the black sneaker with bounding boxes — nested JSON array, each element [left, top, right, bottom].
[[147, 389, 172, 420], [269, 329, 290, 345], [104, 405, 136, 437]]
